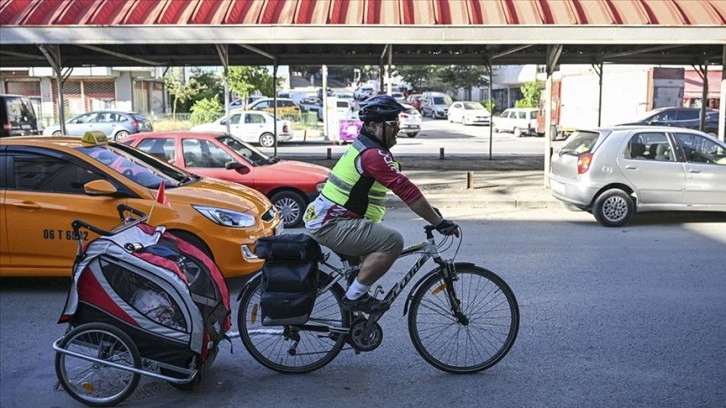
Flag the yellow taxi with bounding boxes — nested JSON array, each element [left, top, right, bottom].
[[0, 133, 283, 278]]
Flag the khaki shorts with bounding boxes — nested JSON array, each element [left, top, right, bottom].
[[308, 218, 403, 257]]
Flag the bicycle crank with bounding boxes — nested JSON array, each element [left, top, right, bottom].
[[348, 317, 383, 352]]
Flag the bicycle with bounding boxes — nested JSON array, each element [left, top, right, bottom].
[[236, 224, 519, 374]]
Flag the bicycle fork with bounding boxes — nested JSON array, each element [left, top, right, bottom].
[[441, 261, 469, 325]]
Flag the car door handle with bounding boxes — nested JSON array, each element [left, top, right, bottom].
[[625, 165, 638, 170], [689, 169, 702, 174], [12, 202, 41, 210]]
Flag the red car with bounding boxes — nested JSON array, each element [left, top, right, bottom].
[[405, 94, 423, 112], [121, 131, 330, 228]]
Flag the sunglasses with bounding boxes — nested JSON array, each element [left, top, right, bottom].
[[384, 120, 401, 128]]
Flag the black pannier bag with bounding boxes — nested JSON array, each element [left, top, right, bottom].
[[254, 234, 322, 326]]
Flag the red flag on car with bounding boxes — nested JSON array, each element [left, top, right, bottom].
[[155, 182, 170, 207]]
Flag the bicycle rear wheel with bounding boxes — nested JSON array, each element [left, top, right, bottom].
[[408, 264, 519, 373], [237, 273, 349, 373]]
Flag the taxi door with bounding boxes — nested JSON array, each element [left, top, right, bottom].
[[3, 148, 126, 276], [0, 147, 9, 271]]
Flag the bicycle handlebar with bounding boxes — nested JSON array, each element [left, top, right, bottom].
[[71, 204, 148, 238]]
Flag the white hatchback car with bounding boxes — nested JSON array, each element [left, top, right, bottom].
[[448, 101, 491, 126], [398, 103, 422, 138], [493, 108, 539, 137], [191, 110, 293, 147]]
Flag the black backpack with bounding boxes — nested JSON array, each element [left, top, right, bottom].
[[254, 234, 322, 326]]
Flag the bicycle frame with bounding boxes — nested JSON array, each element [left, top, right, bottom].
[[318, 225, 458, 321]]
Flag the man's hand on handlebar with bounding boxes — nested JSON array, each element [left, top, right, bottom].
[[435, 218, 460, 237]]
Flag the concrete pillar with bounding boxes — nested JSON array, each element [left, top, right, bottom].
[[115, 72, 133, 111]]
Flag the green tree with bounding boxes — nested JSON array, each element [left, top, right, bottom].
[[228, 66, 282, 101], [436, 65, 490, 96], [165, 70, 206, 119], [396, 65, 435, 91], [515, 80, 542, 108], [190, 97, 223, 124]]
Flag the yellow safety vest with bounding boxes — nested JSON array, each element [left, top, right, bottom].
[[321, 136, 398, 222]]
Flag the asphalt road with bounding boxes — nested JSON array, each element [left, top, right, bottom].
[[2, 206, 725, 408]]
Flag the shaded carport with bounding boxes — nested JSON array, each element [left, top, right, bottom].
[[1, 0, 725, 179]]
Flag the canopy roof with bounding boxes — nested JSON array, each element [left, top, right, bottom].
[[0, 0, 725, 67]]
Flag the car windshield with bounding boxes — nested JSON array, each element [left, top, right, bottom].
[[78, 143, 196, 188], [463, 102, 485, 110], [433, 95, 453, 105], [216, 134, 271, 164], [559, 131, 602, 155]]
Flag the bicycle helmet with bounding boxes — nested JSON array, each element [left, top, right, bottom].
[[358, 95, 405, 122]]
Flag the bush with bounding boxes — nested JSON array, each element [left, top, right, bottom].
[[190, 98, 223, 124]]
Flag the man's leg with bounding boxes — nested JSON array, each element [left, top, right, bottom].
[[356, 250, 400, 285]]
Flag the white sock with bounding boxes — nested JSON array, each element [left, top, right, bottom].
[[345, 279, 371, 300]]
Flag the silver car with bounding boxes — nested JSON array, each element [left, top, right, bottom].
[[43, 110, 153, 140], [549, 126, 726, 227]]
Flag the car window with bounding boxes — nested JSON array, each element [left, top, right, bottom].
[[2, 96, 37, 125], [517, 111, 526, 119], [676, 110, 699, 120], [180, 138, 231, 168], [626, 132, 671, 161], [227, 114, 241, 125], [73, 113, 97, 124], [279, 100, 295, 107], [253, 100, 270, 109], [673, 132, 726, 165], [559, 130, 600, 155], [136, 138, 176, 163], [246, 113, 266, 124], [529, 110, 537, 119], [81, 145, 167, 188], [218, 134, 268, 163], [10, 152, 104, 194], [650, 110, 675, 122], [97, 112, 114, 122]]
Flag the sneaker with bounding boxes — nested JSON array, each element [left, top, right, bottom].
[[341, 294, 388, 314]]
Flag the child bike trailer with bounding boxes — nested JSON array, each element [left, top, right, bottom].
[[53, 204, 231, 407]]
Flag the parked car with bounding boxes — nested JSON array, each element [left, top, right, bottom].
[[228, 95, 265, 110], [405, 94, 423, 111], [317, 87, 334, 99], [447, 101, 491, 126], [549, 126, 726, 227], [0, 94, 41, 137], [298, 97, 324, 120], [618, 107, 724, 136], [493, 108, 539, 137], [354, 85, 375, 101], [121, 131, 330, 228], [335, 99, 356, 119], [399, 103, 422, 138], [0, 133, 282, 277], [420, 92, 453, 119], [391, 92, 406, 104], [247, 97, 301, 121], [190, 110, 293, 147], [43, 110, 153, 140]]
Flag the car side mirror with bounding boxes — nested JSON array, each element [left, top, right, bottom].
[[84, 179, 118, 196], [226, 161, 250, 174]]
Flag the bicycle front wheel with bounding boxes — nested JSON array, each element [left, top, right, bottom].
[[237, 273, 349, 374], [408, 264, 519, 373]]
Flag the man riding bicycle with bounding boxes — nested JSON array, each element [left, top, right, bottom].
[[304, 95, 459, 313]]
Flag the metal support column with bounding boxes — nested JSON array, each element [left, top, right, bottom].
[[720, 45, 726, 142], [215, 45, 230, 135], [273, 62, 279, 156], [544, 45, 562, 187], [37, 44, 67, 134], [487, 59, 493, 160], [387, 45, 393, 95], [593, 62, 604, 127], [699, 62, 708, 132]]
